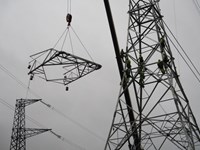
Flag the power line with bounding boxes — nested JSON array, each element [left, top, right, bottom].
[[163, 21, 200, 84], [0, 63, 40, 98], [50, 130, 86, 150], [40, 100, 105, 142], [192, 0, 200, 15]]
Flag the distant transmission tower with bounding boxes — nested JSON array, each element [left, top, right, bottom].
[[104, 0, 200, 150], [10, 99, 51, 150]]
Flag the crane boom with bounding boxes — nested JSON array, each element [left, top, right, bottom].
[[103, 0, 141, 149]]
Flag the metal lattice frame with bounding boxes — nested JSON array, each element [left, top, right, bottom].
[[28, 48, 101, 86], [10, 99, 51, 150], [105, 0, 200, 150]]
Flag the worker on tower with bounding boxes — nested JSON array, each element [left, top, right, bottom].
[[159, 35, 170, 74], [157, 59, 165, 74], [120, 49, 126, 62], [125, 56, 131, 78], [120, 49, 132, 85], [160, 36, 165, 52], [66, 13, 72, 26], [139, 56, 145, 87], [163, 53, 169, 64]]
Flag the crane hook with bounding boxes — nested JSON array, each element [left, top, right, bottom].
[[66, 13, 72, 26]]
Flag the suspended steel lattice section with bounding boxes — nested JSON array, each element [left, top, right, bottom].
[[104, 0, 200, 150], [28, 48, 101, 86], [28, 14, 101, 88], [10, 99, 51, 150]]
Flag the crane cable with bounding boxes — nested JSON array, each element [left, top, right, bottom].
[[40, 100, 105, 142], [52, 0, 94, 62], [163, 21, 200, 84], [71, 26, 94, 62], [54, 27, 94, 62], [52, 27, 69, 49], [67, 0, 71, 14]]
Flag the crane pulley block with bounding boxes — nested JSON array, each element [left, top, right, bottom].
[[66, 13, 72, 26]]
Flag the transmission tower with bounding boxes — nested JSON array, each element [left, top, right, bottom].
[[104, 0, 200, 150], [10, 99, 51, 150]]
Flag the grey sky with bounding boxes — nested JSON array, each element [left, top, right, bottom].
[[0, 0, 200, 150]]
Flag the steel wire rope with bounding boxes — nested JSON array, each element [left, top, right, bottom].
[[0, 64, 27, 89], [60, 27, 69, 51], [67, 0, 72, 14], [163, 21, 200, 84], [173, 0, 178, 37], [172, 0, 180, 90], [25, 78, 31, 99], [0, 64, 41, 98], [192, 0, 200, 14], [0, 62, 105, 142], [50, 130, 86, 150], [53, 0, 71, 50], [166, 34, 200, 83], [167, 21, 200, 77], [57, 0, 94, 62], [41, 100, 105, 142], [0, 97, 85, 150], [68, 29, 75, 55], [0, 97, 14, 111], [196, 0, 200, 9], [195, 0, 200, 9], [30, 28, 70, 77], [52, 27, 69, 49], [71, 26, 95, 62]]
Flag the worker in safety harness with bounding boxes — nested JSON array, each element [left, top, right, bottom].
[[157, 59, 165, 74], [126, 57, 131, 77], [139, 56, 145, 87], [160, 36, 165, 52], [157, 36, 169, 75], [120, 49, 132, 85]]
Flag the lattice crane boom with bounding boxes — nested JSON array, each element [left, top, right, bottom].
[[103, 0, 140, 149]]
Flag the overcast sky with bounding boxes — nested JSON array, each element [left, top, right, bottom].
[[0, 0, 200, 150]]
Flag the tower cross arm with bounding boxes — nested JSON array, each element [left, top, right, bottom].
[[17, 98, 42, 107], [25, 128, 51, 139]]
